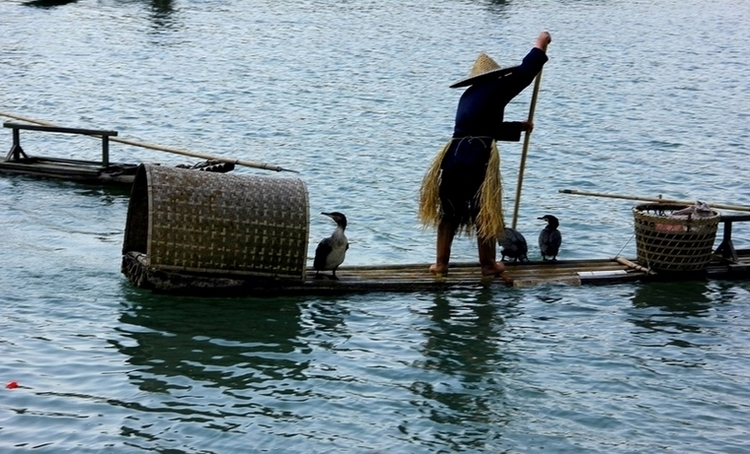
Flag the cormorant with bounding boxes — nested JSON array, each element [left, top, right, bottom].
[[313, 212, 349, 280], [499, 227, 528, 262], [538, 214, 562, 261]]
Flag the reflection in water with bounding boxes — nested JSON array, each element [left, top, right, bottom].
[[24, 0, 179, 29], [149, 0, 173, 14], [423, 288, 509, 376], [628, 282, 717, 369], [411, 288, 519, 448], [23, 0, 78, 7], [112, 290, 327, 447], [146, 0, 177, 28], [630, 281, 712, 339], [631, 281, 712, 314], [113, 290, 370, 449], [485, 0, 512, 19], [5, 174, 131, 205], [117, 291, 308, 392], [73, 185, 132, 203], [303, 298, 351, 349]]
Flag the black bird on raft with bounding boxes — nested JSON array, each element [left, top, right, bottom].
[[538, 214, 562, 261], [313, 212, 349, 280], [499, 227, 529, 262]]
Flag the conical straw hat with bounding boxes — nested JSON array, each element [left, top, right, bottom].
[[450, 53, 518, 88]]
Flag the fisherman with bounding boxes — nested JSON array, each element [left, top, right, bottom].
[[419, 31, 552, 277]]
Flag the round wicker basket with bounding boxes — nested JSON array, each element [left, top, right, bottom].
[[632, 203, 720, 272], [123, 164, 309, 280]]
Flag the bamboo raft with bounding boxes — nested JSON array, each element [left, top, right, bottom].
[[0, 113, 299, 186], [0, 122, 237, 186], [121, 250, 750, 296], [118, 162, 750, 296]]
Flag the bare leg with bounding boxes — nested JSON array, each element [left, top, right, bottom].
[[478, 235, 505, 277], [430, 220, 455, 275]]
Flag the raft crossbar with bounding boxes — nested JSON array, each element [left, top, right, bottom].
[[3, 122, 118, 167], [715, 214, 750, 263]]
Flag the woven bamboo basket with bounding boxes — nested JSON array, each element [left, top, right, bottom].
[[633, 203, 720, 272], [122, 164, 309, 280]]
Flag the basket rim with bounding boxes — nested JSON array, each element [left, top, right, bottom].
[[632, 203, 720, 221], [633, 202, 710, 210]]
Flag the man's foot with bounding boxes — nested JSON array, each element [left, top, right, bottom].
[[429, 263, 448, 275], [481, 262, 505, 277]]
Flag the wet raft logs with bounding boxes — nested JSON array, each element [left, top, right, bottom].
[[121, 164, 309, 291]]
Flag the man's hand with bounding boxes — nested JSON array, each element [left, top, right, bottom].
[[536, 31, 552, 50]]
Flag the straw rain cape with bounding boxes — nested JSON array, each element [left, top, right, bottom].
[[418, 138, 505, 240]]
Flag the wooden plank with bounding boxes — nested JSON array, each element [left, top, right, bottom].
[[35, 156, 116, 166], [0, 160, 136, 185], [513, 276, 582, 288], [0, 160, 101, 177], [302, 259, 634, 291]]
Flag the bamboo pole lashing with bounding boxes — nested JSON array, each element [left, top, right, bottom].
[[615, 257, 655, 275], [0, 111, 297, 173]]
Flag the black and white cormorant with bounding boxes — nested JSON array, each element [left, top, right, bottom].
[[499, 227, 529, 262], [538, 214, 562, 261], [313, 212, 349, 280]]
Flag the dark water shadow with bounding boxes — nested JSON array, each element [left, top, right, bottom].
[[421, 287, 512, 375], [407, 287, 520, 450], [23, 0, 78, 8], [148, 0, 173, 14], [116, 287, 312, 391], [2, 172, 132, 200], [627, 281, 716, 349], [484, 0, 513, 18], [631, 281, 712, 314], [144, 0, 179, 29], [107, 287, 363, 445], [35, 0, 183, 30]]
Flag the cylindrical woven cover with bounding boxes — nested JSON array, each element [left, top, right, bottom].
[[123, 164, 309, 280], [633, 203, 720, 272]]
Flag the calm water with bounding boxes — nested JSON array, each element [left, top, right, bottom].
[[2, 0, 750, 452]]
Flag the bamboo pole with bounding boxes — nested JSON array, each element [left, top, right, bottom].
[[511, 41, 548, 230], [615, 257, 656, 275], [559, 188, 750, 213], [0, 111, 297, 173]]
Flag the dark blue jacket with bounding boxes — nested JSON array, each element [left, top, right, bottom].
[[442, 47, 548, 170]]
